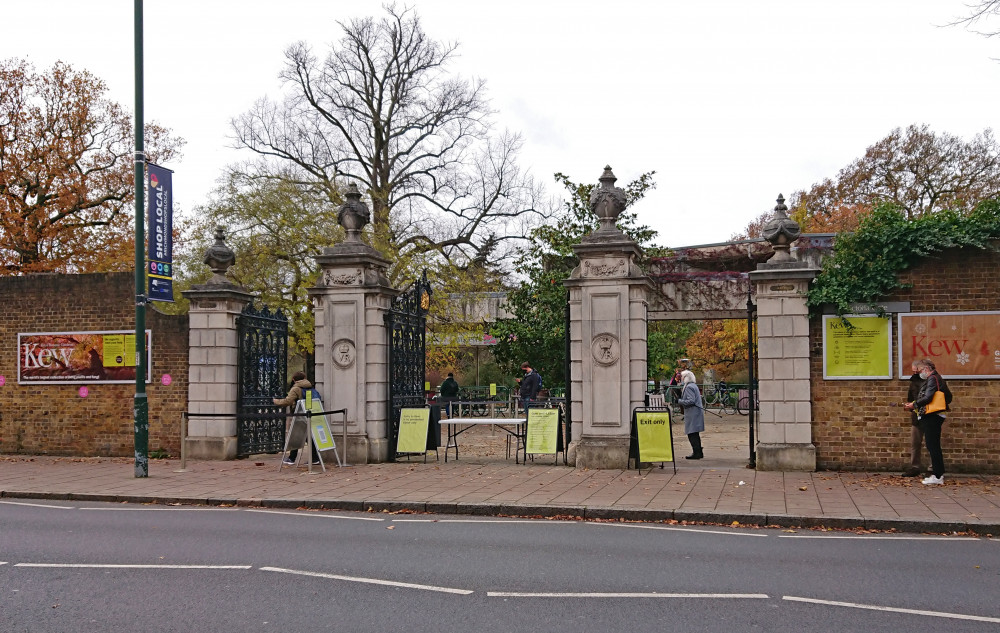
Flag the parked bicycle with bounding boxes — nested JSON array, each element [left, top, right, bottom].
[[703, 380, 737, 415], [736, 387, 759, 416]]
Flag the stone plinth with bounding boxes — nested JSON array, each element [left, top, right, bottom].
[[565, 235, 652, 470], [181, 284, 253, 460], [310, 245, 396, 464], [749, 265, 818, 471]]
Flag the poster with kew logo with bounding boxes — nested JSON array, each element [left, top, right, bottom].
[[18, 331, 152, 384], [897, 312, 1000, 379]]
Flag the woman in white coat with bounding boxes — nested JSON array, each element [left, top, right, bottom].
[[677, 370, 705, 459]]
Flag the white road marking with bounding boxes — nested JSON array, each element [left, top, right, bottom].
[[391, 519, 569, 524], [779, 534, 979, 540], [15, 563, 251, 569], [0, 500, 74, 509], [587, 522, 767, 537], [0, 562, 7, 566], [245, 509, 383, 521], [488, 592, 769, 599], [784, 596, 1000, 623], [260, 566, 473, 595]]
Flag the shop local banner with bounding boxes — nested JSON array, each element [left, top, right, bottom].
[[18, 331, 152, 384], [898, 311, 1000, 378], [823, 315, 891, 379]]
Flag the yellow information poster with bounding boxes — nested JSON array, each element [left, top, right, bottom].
[[636, 411, 673, 462], [823, 315, 891, 379], [489, 383, 497, 396], [526, 408, 559, 455], [102, 335, 126, 367], [307, 396, 336, 452], [397, 408, 430, 453]]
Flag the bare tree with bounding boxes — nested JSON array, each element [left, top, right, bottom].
[[231, 5, 545, 274], [949, 1, 1000, 38]]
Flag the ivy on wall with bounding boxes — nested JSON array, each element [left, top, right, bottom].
[[807, 200, 1000, 316]]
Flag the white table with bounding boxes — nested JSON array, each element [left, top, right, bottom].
[[443, 417, 526, 463]]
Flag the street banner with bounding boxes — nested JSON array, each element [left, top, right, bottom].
[[823, 315, 891, 379], [898, 311, 1000, 378], [18, 331, 151, 384], [397, 408, 430, 453], [636, 410, 673, 463], [525, 408, 559, 455], [147, 163, 174, 302]]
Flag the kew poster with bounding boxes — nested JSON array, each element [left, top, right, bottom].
[[18, 331, 152, 384], [898, 311, 1000, 379]]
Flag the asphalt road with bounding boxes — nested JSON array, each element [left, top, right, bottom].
[[2, 499, 998, 632]]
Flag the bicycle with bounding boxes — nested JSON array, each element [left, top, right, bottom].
[[703, 381, 737, 415], [736, 388, 759, 416]]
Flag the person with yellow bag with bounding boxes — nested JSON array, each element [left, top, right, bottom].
[[904, 359, 952, 485]]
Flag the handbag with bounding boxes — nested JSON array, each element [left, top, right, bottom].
[[924, 390, 947, 414]]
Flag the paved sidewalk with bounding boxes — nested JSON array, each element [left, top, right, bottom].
[[1, 455, 998, 535]]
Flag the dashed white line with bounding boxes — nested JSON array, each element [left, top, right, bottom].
[[260, 566, 473, 594], [587, 522, 767, 537], [784, 596, 1000, 623], [245, 509, 384, 521], [488, 592, 769, 599], [15, 563, 251, 569], [0, 500, 74, 509], [779, 534, 979, 540]]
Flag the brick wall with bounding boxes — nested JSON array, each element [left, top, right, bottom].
[[0, 273, 188, 456], [810, 247, 1000, 473]]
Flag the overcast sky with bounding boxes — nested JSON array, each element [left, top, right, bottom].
[[4, 1, 999, 248]]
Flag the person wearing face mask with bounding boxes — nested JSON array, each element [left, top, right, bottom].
[[904, 359, 952, 485], [901, 363, 926, 477]]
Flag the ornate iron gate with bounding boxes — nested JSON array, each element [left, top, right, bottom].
[[385, 271, 431, 460], [236, 303, 288, 457]]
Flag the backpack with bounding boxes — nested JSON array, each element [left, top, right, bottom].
[[536, 372, 543, 391]]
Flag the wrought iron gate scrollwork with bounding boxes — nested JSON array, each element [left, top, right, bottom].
[[385, 270, 431, 460], [236, 302, 288, 457]]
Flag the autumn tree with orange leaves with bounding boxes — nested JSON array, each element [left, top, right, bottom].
[[0, 59, 182, 275]]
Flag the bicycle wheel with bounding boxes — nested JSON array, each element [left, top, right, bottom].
[[736, 395, 749, 416], [721, 393, 737, 415]]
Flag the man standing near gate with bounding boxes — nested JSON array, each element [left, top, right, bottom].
[[519, 362, 542, 414], [440, 372, 460, 417]]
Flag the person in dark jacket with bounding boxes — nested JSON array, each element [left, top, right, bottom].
[[904, 359, 952, 485], [273, 371, 319, 465], [901, 363, 926, 477], [519, 362, 541, 413], [439, 372, 460, 417]]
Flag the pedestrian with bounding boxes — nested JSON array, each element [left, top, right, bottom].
[[439, 372, 460, 417], [677, 369, 705, 460], [668, 367, 683, 404], [273, 371, 319, 465], [519, 361, 542, 414], [901, 363, 926, 477], [904, 359, 952, 485]]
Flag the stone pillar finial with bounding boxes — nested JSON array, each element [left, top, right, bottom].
[[761, 194, 801, 262], [338, 183, 371, 243], [203, 226, 237, 284], [589, 165, 627, 233]]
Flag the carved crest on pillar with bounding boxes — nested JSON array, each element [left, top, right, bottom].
[[322, 268, 364, 286], [582, 258, 627, 278], [591, 333, 621, 366], [331, 338, 357, 369]]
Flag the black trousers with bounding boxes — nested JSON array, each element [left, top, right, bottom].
[[920, 414, 945, 477]]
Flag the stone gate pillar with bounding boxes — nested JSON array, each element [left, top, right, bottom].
[[748, 195, 819, 471], [182, 227, 253, 460], [309, 185, 396, 464], [565, 167, 653, 469]]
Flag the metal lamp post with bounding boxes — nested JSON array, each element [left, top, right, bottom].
[[133, 0, 149, 477]]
